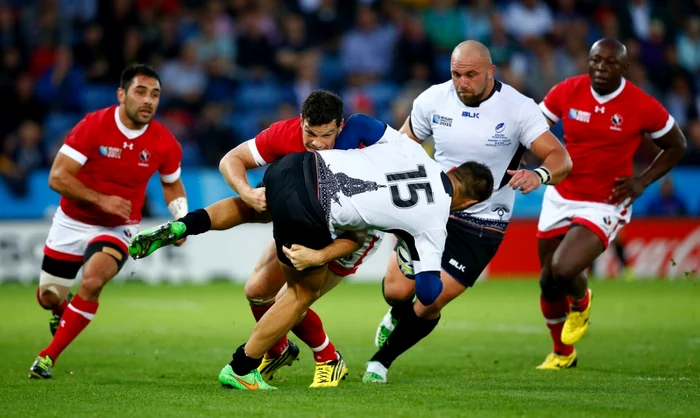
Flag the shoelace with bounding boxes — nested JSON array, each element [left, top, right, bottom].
[[315, 366, 331, 383]]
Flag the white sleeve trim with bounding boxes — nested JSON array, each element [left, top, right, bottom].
[[649, 115, 675, 139], [160, 166, 181, 183], [539, 102, 559, 123], [247, 139, 267, 166], [59, 144, 87, 165]]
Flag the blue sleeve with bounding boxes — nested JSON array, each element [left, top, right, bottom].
[[334, 113, 387, 150], [415, 271, 443, 306]]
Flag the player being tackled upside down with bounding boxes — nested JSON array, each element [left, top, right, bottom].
[[535, 38, 687, 370], [130, 91, 387, 388], [216, 120, 494, 390], [29, 64, 188, 379]]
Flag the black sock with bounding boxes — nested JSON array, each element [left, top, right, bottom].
[[389, 297, 414, 321], [178, 209, 211, 238], [371, 306, 440, 368], [230, 344, 262, 376]]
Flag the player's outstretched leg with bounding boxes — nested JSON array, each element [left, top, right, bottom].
[[129, 220, 187, 259]]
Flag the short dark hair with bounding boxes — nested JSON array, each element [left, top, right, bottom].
[[301, 90, 344, 127], [120, 63, 161, 92], [452, 161, 494, 203]]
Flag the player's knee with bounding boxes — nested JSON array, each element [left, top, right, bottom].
[[37, 288, 61, 310], [79, 275, 108, 299], [550, 257, 579, 283], [382, 275, 415, 304], [244, 275, 278, 303]]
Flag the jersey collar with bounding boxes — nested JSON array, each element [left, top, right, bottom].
[[440, 172, 454, 197], [590, 78, 626, 105], [115, 106, 148, 140], [460, 79, 502, 108]]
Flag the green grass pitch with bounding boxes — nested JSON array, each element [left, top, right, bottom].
[[1, 279, 698, 417]]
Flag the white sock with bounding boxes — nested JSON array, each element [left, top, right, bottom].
[[366, 361, 387, 379]]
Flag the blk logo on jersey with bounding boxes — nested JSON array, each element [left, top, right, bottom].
[[431, 114, 453, 127], [123, 142, 134, 150], [568, 108, 591, 123], [462, 111, 479, 119], [610, 113, 623, 131], [99, 146, 122, 159]]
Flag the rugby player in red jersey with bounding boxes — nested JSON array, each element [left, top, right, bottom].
[[29, 64, 187, 379], [535, 38, 687, 369], [130, 91, 384, 387]]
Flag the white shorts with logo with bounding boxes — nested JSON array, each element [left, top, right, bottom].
[[44, 207, 139, 262], [328, 230, 384, 277], [536, 186, 631, 248]]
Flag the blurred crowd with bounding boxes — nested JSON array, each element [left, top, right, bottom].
[[0, 0, 699, 199]]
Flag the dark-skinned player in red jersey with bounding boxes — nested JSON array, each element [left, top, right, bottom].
[[536, 38, 687, 369]]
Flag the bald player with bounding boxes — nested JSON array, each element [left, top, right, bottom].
[[363, 41, 572, 383], [535, 38, 687, 369]]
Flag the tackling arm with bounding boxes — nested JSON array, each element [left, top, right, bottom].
[[282, 230, 368, 271], [219, 142, 267, 211]]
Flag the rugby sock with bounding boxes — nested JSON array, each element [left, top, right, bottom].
[[250, 303, 289, 358], [40, 295, 98, 362], [370, 306, 440, 368], [540, 295, 574, 356], [389, 296, 414, 321], [571, 288, 591, 312], [292, 309, 338, 362], [231, 344, 262, 376], [178, 209, 211, 237]]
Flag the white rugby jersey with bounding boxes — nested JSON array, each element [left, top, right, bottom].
[[315, 127, 452, 273], [409, 80, 549, 230]]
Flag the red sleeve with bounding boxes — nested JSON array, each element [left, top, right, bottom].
[[159, 129, 183, 183], [638, 93, 675, 139], [540, 80, 567, 123], [60, 115, 95, 165], [249, 118, 301, 166]]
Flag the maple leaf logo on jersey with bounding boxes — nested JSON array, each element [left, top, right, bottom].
[[610, 113, 623, 131], [140, 149, 150, 162], [611, 114, 623, 126]]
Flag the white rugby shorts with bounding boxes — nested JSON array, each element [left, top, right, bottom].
[[536, 186, 631, 248]]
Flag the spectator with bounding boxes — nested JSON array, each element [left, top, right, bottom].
[[645, 177, 689, 216], [35, 45, 85, 112]]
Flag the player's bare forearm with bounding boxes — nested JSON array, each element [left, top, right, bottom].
[[638, 125, 687, 188], [219, 145, 256, 196], [529, 131, 572, 184], [161, 178, 186, 206], [317, 230, 368, 265], [48, 154, 105, 205]]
